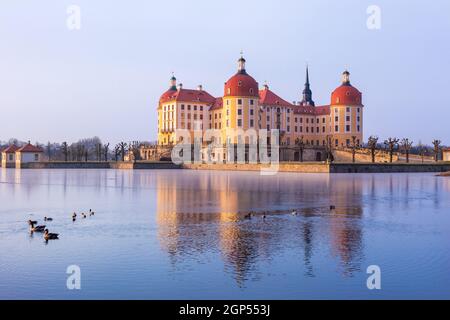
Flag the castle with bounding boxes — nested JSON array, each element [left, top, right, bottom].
[[156, 55, 363, 162]]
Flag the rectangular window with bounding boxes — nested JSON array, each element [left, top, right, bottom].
[[181, 104, 185, 110], [346, 116, 350, 121], [300, 126, 303, 133], [250, 109, 254, 116], [237, 109, 242, 116], [346, 125, 350, 132], [335, 116, 339, 122], [357, 125, 360, 132], [187, 105, 191, 110], [237, 119, 242, 127], [237, 99, 242, 105], [306, 127, 309, 133], [335, 125, 339, 132], [267, 125, 270, 130], [194, 105, 197, 111], [287, 125, 290, 132], [346, 107, 350, 112], [250, 100, 254, 105], [250, 119, 254, 127], [200, 106, 203, 111], [322, 126, 325, 133], [322, 118, 325, 123]]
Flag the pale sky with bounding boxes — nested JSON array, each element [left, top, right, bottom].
[[0, 0, 449, 145]]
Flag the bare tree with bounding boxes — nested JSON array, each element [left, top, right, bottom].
[[113, 145, 120, 161], [350, 135, 358, 163], [61, 142, 69, 162], [325, 135, 334, 162], [47, 142, 52, 161], [417, 141, 427, 164], [117, 142, 127, 161], [129, 141, 142, 162], [367, 136, 379, 163], [384, 137, 399, 163], [400, 138, 413, 163], [103, 143, 110, 162], [432, 140, 441, 162]]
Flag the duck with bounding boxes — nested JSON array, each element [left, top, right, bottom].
[[291, 210, 298, 216], [330, 205, 336, 211], [262, 214, 266, 220], [244, 212, 252, 220], [43, 229, 59, 240], [44, 217, 53, 221], [28, 220, 46, 232], [82, 213, 87, 219], [89, 209, 95, 216]]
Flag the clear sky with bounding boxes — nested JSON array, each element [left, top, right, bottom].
[[1, 0, 449, 145]]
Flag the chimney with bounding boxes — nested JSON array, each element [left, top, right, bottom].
[[197, 85, 203, 91], [177, 83, 183, 91]]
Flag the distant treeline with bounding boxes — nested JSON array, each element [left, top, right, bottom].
[[0, 137, 157, 162]]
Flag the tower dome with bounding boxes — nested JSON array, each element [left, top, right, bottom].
[[224, 55, 259, 97], [331, 70, 362, 106]]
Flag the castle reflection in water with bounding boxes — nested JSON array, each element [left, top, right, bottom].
[[155, 172, 368, 284]]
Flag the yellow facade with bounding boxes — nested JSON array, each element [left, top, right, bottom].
[[157, 57, 364, 151]]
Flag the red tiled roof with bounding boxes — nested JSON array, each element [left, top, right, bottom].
[[2, 145, 19, 153], [17, 143, 43, 153], [331, 84, 362, 106], [259, 87, 294, 107], [224, 72, 259, 98], [210, 97, 223, 111], [159, 88, 216, 105], [293, 105, 330, 116]]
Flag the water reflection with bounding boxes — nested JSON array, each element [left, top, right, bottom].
[[156, 172, 366, 284]]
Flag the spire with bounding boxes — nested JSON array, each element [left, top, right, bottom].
[[342, 70, 351, 85], [169, 73, 177, 90], [306, 65, 310, 86], [237, 51, 247, 74], [300, 65, 315, 106]]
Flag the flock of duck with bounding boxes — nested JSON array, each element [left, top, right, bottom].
[[242, 205, 336, 220], [27, 209, 95, 242]]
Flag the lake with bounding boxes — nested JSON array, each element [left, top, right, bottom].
[[0, 168, 449, 299]]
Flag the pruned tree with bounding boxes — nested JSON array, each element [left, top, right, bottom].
[[367, 136, 379, 163], [384, 137, 399, 163], [325, 135, 334, 162], [432, 140, 441, 162], [113, 145, 120, 161], [400, 138, 413, 163], [295, 136, 305, 162]]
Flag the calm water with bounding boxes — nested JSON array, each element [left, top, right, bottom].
[[0, 168, 449, 299]]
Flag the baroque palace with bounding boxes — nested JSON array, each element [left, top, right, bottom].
[[155, 55, 363, 162]]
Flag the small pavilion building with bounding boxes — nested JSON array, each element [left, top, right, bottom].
[[15, 143, 44, 168], [1, 145, 19, 168]]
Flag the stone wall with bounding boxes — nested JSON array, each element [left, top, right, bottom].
[[333, 148, 397, 163], [183, 162, 330, 173]]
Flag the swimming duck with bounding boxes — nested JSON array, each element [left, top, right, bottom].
[[89, 210, 95, 216], [28, 220, 46, 232], [244, 213, 252, 219], [291, 210, 298, 216], [44, 217, 53, 221], [82, 213, 87, 219], [330, 205, 336, 210], [43, 229, 59, 240]]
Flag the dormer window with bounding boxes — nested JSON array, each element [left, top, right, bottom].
[[238, 81, 242, 87]]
